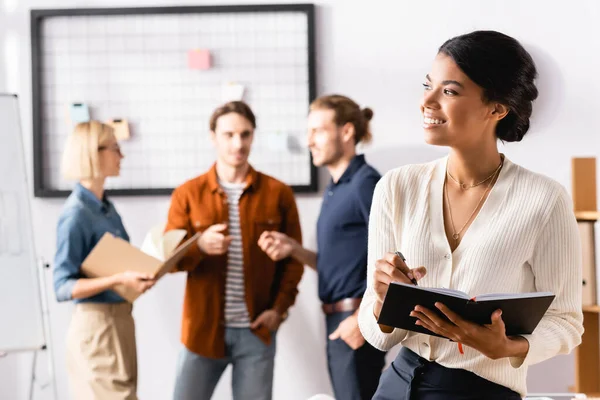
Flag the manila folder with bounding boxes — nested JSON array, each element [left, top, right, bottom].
[[81, 232, 200, 302]]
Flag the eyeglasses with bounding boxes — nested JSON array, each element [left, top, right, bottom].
[[98, 144, 122, 155]]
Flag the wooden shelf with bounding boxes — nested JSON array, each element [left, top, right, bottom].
[[572, 160, 600, 393], [575, 309, 600, 393], [583, 305, 600, 313], [575, 211, 600, 221], [567, 387, 600, 397]]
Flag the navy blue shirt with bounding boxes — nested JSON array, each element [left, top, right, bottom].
[[316, 155, 381, 304], [53, 183, 129, 303]]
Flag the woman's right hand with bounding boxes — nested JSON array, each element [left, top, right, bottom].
[[373, 252, 427, 319], [117, 271, 156, 294]]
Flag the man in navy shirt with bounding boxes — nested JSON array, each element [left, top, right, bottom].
[[259, 95, 385, 400]]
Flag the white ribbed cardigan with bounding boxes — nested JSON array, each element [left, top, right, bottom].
[[358, 156, 584, 397]]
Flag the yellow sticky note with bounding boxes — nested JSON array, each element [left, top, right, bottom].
[[106, 119, 130, 141]]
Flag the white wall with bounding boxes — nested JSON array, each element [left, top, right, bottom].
[[0, 2, 6, 92], [1, 0, 599, 399]]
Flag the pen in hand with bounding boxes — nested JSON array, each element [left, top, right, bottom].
[[395, 251, 418, 286]]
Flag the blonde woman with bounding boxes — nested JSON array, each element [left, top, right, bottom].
[[53, 121, 155, 399]]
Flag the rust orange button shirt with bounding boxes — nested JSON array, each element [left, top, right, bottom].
[[166, 164, 304, 358]]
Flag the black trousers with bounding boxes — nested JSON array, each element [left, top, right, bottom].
[[373, 347, 521, 400], [326, 311, 386, 400]]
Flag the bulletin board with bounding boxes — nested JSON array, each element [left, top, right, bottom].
[[30, 4, 317, 197]]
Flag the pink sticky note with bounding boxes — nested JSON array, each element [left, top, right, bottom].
[[188, 49, 211, 70]]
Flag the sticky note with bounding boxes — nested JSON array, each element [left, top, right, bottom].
[[221, 82, 245, 102], [188, 49, 211, 70], [69, 103, 90, 124], [106, 119, 130, 141]]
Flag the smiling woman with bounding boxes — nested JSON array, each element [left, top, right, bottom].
[[358, 30, 583, 400], [423, 31, 538, 145]]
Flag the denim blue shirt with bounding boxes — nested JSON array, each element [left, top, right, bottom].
[[316, 155, 381, 303], [53, 183, 129, 303]]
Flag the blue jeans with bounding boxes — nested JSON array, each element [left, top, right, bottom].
[[173, 328, 276, 400]]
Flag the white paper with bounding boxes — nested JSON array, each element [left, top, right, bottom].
[[140, 223, 187, 261], [221, 82, 245, 102]]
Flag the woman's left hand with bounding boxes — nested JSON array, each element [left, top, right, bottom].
[[410, 302, 529, 360]]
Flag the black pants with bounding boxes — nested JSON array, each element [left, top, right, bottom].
[[373, 347, 521, 400], [326, 311, 386, 400]]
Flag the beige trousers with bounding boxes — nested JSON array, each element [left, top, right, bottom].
[[66, 302, 138, 400]]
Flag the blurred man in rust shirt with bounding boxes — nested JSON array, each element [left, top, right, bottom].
[[166, 101, 304, 400]]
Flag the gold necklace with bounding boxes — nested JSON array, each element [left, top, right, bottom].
[[444, 165, 501, 244], [446, 158, 503, 190]]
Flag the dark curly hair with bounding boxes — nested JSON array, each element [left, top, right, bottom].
[[439, 30, 538, 142]]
